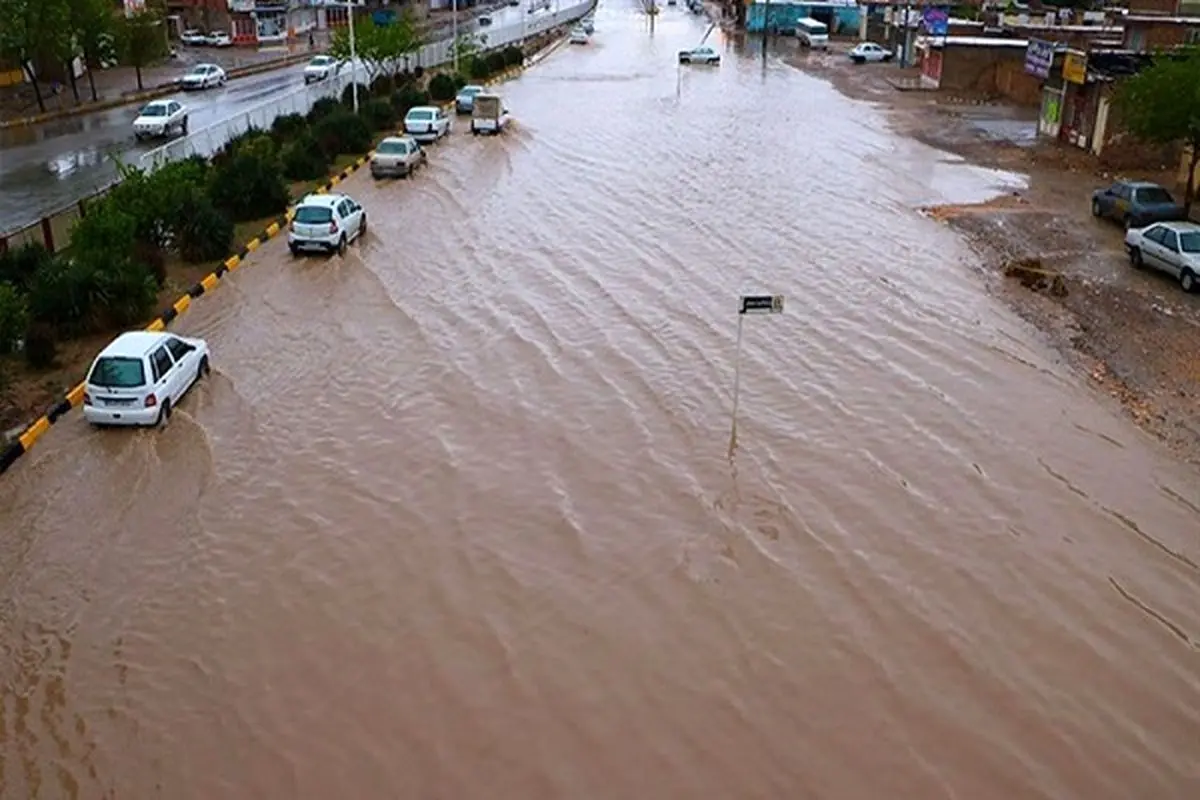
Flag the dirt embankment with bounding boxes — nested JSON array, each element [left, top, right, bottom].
[[786, 41, 1200, 467]]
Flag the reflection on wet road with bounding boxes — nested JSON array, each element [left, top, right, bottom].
[[1, 4, 1197, 798]]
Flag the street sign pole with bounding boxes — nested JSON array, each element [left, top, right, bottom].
[[728, 294, 784, 457]]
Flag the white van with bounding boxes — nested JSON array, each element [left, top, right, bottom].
[[796, 18, 829, 49]]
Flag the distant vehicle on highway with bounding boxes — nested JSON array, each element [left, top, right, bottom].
[[471, 93, 510, 135], [678, 45, 720, 64], [304, 55, 341, 84], [404, 105, 451, 142], [569, 26, 589, 44], [479, 15, 493, 26], [180, 63, 226, 90], [581, 16, 595, 33], [371, 135, 426, 178], [456, 84, 485, 114], [180, 29, 208, 46], [133, 99, 188, 141], [1124, 220, 1200, 293], [848, 42, 893, 64], [206, 31, 233, 47], [289, 193, 367, 256], [83, 332, 210, 428], [1091, 180, 1186, 230]]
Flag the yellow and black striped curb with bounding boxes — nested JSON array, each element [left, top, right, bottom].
[[0, 53, 315, 131], [0, 59, 546, 477]]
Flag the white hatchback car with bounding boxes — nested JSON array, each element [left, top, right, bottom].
[[404, 105, 451, 142], [288, 193, 367, 256], [133, 99, 188, 140], [849, 42, 894, 64], [678, 46, 720, 65], [83, 332, 210, 427], [304, 55, 340, 84]]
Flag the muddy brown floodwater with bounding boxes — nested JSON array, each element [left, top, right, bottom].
[[2, 5, 1198, 798]]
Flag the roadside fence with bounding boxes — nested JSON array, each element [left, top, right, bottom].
[[0, 0, 593, 256]]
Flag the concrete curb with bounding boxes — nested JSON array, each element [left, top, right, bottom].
[[0, 54, 553, 475], [0, 53, 315, 131]]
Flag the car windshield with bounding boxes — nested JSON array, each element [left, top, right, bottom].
[[1179, 231, 1200, 252], [90, 356, 146, 388], [140, 104, 167, 117], [377, 140, 408, 154], [295, 205, 333, 224], [1135, 187, 1173, 205], [188, 67, 209, 75], [408, 109, 433, 120], [459, 86, 482, 96], [311, 56, 332, 66]]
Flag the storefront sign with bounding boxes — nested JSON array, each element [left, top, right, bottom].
[[921, 7, 949, 37], [1024, 39, 1054, 79], [1063, 51, 1088, 84]]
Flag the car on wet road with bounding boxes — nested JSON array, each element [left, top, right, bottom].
[[133, 99, 189, 140], [849, 42, 894, 64], [180, 29, 208, 45], [371, 135, 426, 178], [471, 93, 511, 135], [456, 84, 486, 114], [206, 31, 233, 47], [678, 45, 720, 64], [404, 105, 451, 142], [304, 55, 341, 83], [288, 193, 367, 256], [82, 332, 210, 428], [570, 26, 590, 44], [180, 63, 227, 90], [581, 16, 595, 33], [1091, 180, 1186, 230], [1124, 220, 1200, 293]]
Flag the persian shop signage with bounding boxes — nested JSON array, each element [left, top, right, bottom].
[[1063, 51, 1088, 84], [1024, 38, 1054, 79]]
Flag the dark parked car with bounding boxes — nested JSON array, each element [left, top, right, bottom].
[[1091, 180, 1186, 229]]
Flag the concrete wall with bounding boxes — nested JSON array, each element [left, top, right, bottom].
[[939, 46, 1027, 95], [1124, 20, 1200, 50], [994, 58, 1043, 106]]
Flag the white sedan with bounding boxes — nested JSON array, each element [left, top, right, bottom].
[[304, 54, 340, 84], [180, 29, 208, 46], [83, 332, 210, 427], [569, 26, 589, 44], [206, 31, 233, 47], [678, 46, 720, 65], [133, 99, 188, 140], [1124, 220, 1200, 293], [849, 42, 894, 64], [180, 63, 226, 90], [404, 105, 451, 142]]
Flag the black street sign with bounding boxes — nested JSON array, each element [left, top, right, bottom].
[[739, 294, 784, 315]]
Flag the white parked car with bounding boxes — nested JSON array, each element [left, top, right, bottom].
[[206, 31, 233, 47], [288, 193, 367, 256], [133, 99, 188, 140], [1124, 220, 1200, 293], [678, 45, 720, 64], [304, 54, 340, 84], [404, 105, 451, 142], [83, 332, 210, 427], [371, 135, 426, 178], [455, 84, 485, 114], [180, 29, 208, 46], [848, 42, 894, 64], [569, 26, 589, 44], [180, 63, 226, 90]]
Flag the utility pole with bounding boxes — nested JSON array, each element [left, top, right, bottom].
[[900, 0, 911, 69], [762, 0, 771, 64], [452, 0, 459, 71], [347, 0, 359, 112]]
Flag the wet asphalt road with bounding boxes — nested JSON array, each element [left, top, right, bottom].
[[0, 1, 544, 234]]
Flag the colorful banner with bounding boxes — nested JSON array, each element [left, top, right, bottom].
[[1024, 38, 1054, 79], [1063, 51, 1088, 84], [921, 7, 949, 37]]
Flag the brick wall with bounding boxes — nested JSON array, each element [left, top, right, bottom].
[[1124, 20, 1200, 49], [994, 58, 1043, 106], [1126, 0, 1179, 14], [939, 46, 1028, 95]]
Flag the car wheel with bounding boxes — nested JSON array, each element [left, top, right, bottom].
[[1091, 199, 1101, 217], [883, 54, 894, 62], [198, 355, 211, 378], [337, 235, 347, 256], [181, 115, 189, 135], [290, 244, 300, 257], [1129, 246, 1144, 269], [359, 214, 367, 239], [156, 400, 172, 428], [1182, 268, 1198, 293]]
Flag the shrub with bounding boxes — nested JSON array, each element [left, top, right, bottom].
[[271, 112, 308, 141], [312, 110, 372, 158], [486, 52, 506, 75], [26, 256, 101, 334], [503, 45, 524, 67], [88, 258, 158, 329], [177, 192, 235, 264], [341, 82, 370, 107], [281, 131, 330, 181], [106, 159, 209, 254], [212, 126, 268, 168], [132, 239, 167, 288], [370, 74, 395, 96], [362, 98, 397, 132], [428, 72, 457, 102], [413, 66, 424, 80], [23, 321, 57, 369], [468, 56, 491, 81], [391, 86, 429, 115], [0, 283, 28, 355], [307, 96, 340, 123], [208, 147, 290, 223], [0, 242, 55, 291]]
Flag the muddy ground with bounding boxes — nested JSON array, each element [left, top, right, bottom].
[[780, 38, 1200, 469]]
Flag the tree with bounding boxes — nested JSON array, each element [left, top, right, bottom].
[[1116, 47, 1200, 215], [116, 6, 167, 91], [68, 0, 117, 102], [451, 33, 480, 73], [0, 0, 71, 113], [329, 10, 421, 84]]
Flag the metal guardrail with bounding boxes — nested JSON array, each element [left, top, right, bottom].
[[0, 0, 593, 256]]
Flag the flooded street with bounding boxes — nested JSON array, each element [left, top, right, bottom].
[[2, 4, 1198, 797]]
